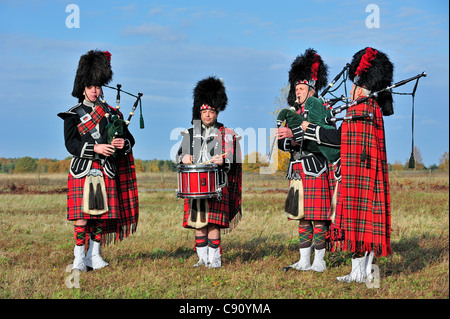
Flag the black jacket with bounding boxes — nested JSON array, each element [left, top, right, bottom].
[[57, 100, 135, 178]]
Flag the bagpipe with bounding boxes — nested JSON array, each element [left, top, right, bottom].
[[269, 68, 427, 167], [318, 63, 350, 103], [267, 63, 353, 162], [326, 72, 427, 121], [270, 97, 341, 162], [325, 71, 426, 168], [96, 84, 144, 156]]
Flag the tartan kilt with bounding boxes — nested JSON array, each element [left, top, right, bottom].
[[288, 161, 332, 221], [102, 152, 139, 244], [66, 154, 139, 245], [327, 160, 339, 195], [325, 160, 346, 250], [183, 164, 242, 230], [331, 99, 391, 257], [66, 160, 119, 221]]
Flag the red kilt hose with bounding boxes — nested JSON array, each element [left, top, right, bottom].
[[288, 161, 332, 221], [333, 98, 391, 257]]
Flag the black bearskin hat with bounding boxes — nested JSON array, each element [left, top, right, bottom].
[[192, 76, 228, 122], [287, 48, 328, 107], [71, 50, 113, 101], [349, 47, 394, 116]]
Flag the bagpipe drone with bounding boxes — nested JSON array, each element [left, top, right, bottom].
[[98, 84, 144, 156]]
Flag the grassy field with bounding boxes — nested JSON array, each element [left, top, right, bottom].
[[0, 170, 448, 300]]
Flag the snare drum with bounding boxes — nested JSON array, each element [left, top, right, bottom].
[[176, 164, 222, 199]]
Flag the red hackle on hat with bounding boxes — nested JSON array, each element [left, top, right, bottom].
[[103, 51, 112, 61], [311, 53, 320, 81], [355, 47, 378, 77]]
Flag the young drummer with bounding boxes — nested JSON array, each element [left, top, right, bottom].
[[177, 76, 242, 268]]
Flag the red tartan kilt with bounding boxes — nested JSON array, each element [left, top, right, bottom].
[[66, 160, 120, 221], [182, 185, 231, 228], [327, 161, 339, 194], [289, 161, 332, 221]]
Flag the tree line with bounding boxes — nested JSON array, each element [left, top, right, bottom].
[[241, 150, 449, 173], [1, 150, 448, 174], [0, 157, 178, 174]]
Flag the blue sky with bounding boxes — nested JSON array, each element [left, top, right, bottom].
[[0, 0, 448, 166]]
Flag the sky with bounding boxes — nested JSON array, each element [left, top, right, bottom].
[[0, 0, 448, 166]]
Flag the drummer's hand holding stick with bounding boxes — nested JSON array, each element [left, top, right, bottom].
[[182, 154, 193, 164], [211, 154, 224, 165], [200, 152, 228, 165]]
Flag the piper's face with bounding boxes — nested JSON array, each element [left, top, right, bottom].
[[295, 83, 314, 105], [200, 109, 218, 127], [350, 84, 362, 102], [83, 85, 103, 102]]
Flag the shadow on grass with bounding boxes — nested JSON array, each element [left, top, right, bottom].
[[113, 232, 448, 277], [115, 246, 194, 264], [386, 233, 448, 276]]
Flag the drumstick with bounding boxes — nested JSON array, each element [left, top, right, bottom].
[[200, 152, 228, 165]]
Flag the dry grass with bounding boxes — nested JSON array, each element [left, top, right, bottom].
[[0, 171, 448, 299]]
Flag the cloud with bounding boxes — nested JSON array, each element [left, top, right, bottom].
[[396, 6, 426, 18], [121, 22, 187, 42]]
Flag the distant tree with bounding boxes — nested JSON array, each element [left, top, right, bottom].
[[47, 161, 60, 173], [47, 159, 70, 173], [243, 152, 266, 172], [439, 151, 449, 171], [14, 157, 37, 173], [166, 160, 177, 171], [134, 159, 144, 173], [36, 158, 55, 173], [160, 162, 170, 172], [57, 159, 70, 173], [148, 161, 160, 172], [391, 160, 404, 171], [0, 158, 15, 173], [271, 84, 292, 174]]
